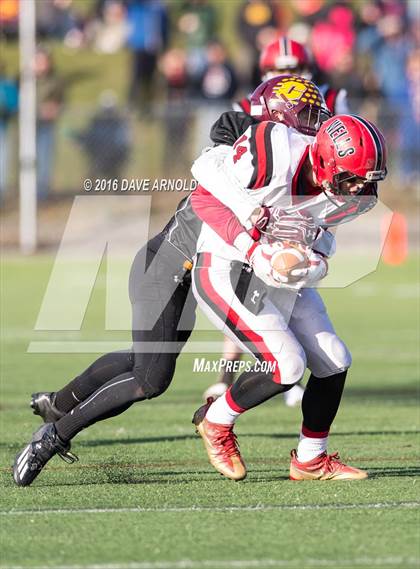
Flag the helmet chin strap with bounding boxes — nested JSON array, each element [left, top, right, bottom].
[[321, 179, 356, 208], [319, 181, 342, 208], [322, 185, 346, 208], [321, 180, 377, 218]]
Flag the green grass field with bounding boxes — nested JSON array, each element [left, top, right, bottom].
[[1, 254, 419, 569]]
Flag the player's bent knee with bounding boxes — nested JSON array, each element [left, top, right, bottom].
[[132, 367, 174, 400], [142, 381, 171, 400], [330, 336, 352, 371], [279, 351, 306, 385], [311, 334, 352, 377]]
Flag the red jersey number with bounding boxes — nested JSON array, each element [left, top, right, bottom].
[[233, 134, 248, 164]]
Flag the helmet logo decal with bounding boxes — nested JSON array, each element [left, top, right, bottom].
[[272, 78, 323, 109], [325, 118, 355, 158], [272, 79, 306, 105]]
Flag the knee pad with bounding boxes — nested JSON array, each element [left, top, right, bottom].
[[329, 336, 352, 372], [279, 350, 306, 385], [310, 334, 352, 377]]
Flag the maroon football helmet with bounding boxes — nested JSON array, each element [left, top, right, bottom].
[[250, 75, 331, 136]]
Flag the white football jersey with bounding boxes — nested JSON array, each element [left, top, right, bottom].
[[193, 121, 376, 261]]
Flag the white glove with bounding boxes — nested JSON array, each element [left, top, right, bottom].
[[305, 250, 329, 285], [256, 207, 318, 247], [248, 243, 327, 291], [282, 251, 328, 290], [248, 242, 284, 288]]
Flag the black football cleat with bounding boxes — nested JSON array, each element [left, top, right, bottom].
[[31, 392, 65, 423], [13, 423, 78, 487]]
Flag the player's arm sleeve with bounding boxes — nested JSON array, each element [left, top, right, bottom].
[[191, 184, 258, 255]]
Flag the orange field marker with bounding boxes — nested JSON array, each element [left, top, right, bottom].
[[381, 212, 408, 265]]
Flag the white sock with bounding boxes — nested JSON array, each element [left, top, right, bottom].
[[297, 432, 328, 462], [206, 392, 242, 425]]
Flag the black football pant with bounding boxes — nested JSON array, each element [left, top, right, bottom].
[[54, 235, 196, 441]]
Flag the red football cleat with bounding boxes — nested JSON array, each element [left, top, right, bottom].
[[192, 399, 246, 481], [289, 449, 368, 481]]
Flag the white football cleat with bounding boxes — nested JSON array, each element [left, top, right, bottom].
[[283, 384, 304, 407], [203, 382, 229, 402]]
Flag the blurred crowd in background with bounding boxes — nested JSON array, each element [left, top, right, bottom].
[[0, 0, 419, 204]]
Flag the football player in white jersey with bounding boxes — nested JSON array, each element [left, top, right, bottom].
[[190, 94, 387, 481], [206, 35, 349, 406]]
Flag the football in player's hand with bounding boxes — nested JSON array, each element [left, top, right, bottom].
[[270, 245, 310, 283]]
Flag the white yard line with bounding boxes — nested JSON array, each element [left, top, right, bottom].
[[1, 556, 419, 569], [1, 501, 418, 516]]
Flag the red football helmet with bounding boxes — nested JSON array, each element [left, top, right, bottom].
[[250, 75, 331, 136], [259, 37, 312, 80], [310, 115, 387, 197]]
